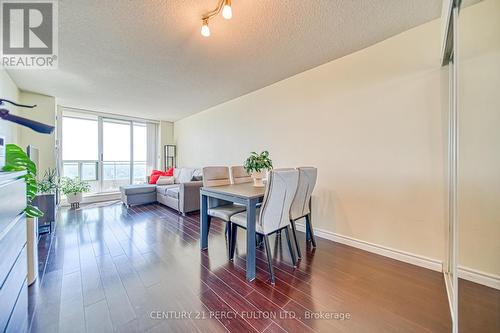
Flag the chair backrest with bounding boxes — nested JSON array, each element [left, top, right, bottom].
[[230, 166, 252, 184], [259, 169, 299, 234], [290, 167, 317, 220], [202, 166, 230, 187]]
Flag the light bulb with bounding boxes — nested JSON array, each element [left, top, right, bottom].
[[222, 3, 232, 20], [201, 20, 210, 37]]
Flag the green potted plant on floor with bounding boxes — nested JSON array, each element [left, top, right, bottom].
[[61, 177, 91, 208], [244, 151, 273, 187], [2, 144, 43, 285], [35, 168, 59, 233]]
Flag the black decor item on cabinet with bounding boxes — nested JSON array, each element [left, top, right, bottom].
[[33, 168, 58, 234], [33, 194, 55, 234]]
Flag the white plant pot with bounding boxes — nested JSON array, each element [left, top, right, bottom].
[[27, 217, 38, 286], [66, 192, 83, 208], [252, 171, 265, 187]]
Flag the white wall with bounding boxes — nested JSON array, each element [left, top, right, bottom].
[[458, 0, 500, 278], [0, 70, 57, 176], [0, 70, 20, 144], [175, 15, 448, 262], [19, 91, 57, 175]]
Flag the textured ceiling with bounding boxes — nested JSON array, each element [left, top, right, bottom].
[[8, 0, 446, 121]]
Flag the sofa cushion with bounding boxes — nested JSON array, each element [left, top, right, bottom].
[[156, 184, 179, 196], [166, 187, 179, 199], [120, 184, 157, 195], [192, 168, 203, 181], [175, 168, 195, 184], [156, 176, 174, 185]]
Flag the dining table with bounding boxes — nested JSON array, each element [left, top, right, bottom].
[[200, 183, 265, 281]]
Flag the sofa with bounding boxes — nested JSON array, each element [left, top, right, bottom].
[[120, 167, 203, 215]]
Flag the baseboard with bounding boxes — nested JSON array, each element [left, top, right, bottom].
[[60, 192, 121, 206], [295, 222, 500, 290], [457, 266, 500, 290]]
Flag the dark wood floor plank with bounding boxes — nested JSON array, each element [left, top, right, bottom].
[[94, 254, 137, 329], [58, 271, 85, 333], [84, 299, 114, 333], [111, 254, 164, 332]]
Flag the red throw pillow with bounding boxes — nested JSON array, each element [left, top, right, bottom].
[[149, 168, 174, 184], [149, 173, 161, 184]]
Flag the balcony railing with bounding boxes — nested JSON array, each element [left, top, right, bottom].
[[62, 160, 147, 193]]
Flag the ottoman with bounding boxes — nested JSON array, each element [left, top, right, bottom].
[[120, 184, 157, 207]]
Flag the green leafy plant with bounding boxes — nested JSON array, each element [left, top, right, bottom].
[[2, 144, 43, 218], [38, 168, 59, 194], [244, 151, 273, 173], [60, 177, 91, 195]]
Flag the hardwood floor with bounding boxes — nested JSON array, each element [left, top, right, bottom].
[[26, 202, 499, 332]]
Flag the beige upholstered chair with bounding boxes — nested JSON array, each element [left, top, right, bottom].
[[202, 167, 246, 240], [289, 167, 318, 259], [230, 166, 252, 184], [230, 169, 299, 284]]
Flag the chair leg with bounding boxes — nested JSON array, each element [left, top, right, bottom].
[[263, 236, 275, 285], [305, 214, 317, 247], [207, 216, 212, 234], [224, 222, 229, 238], [227, 222, 232, 259], [229, 225, 238, 261], [289, 219, 302, 259], [256, 234, 264, 247], [284, 226, 297, 267]]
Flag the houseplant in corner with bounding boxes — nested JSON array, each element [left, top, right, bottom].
[[244, 151, 273, 187], [2, 144, 43, 285], [35, 168, 59, 233], [61, 177, 90, 208]]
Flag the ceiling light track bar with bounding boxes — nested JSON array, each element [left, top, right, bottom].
[[202, 0, 226, 21], [201, 0, 232, 37]]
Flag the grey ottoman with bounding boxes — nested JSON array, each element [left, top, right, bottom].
[[120, 184, 157, 207]]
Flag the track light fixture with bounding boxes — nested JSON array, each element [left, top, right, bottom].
[[200, 0, 232, 37]]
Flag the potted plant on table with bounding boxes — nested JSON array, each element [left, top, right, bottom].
[[244, 151, 273, 187], [61, 177, 91, 208], [2, 144, 43, 285], [35, 168, 59, 233]]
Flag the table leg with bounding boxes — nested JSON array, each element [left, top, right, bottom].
[[306, 197, 312, 241], [246, 198, 258, 281], [200, 193, 209, 250]]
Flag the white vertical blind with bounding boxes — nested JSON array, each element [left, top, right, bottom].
[[146, 122, 158, 174]]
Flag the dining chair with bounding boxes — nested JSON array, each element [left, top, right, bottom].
[[202, 167, 246, 241], [289, 167, 318, 259], [230, 166, 252, 184], [229, 168, 299, 284]]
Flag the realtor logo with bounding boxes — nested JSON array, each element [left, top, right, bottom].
[[1, 0, 58, 68]]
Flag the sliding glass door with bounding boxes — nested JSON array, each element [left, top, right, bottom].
[[132, 123, 147, 184], [102, 118, 131, 192], [60, 110, 157, 194], [61, 114, 100, 192]]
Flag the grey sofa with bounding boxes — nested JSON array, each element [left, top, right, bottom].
[[120, 167, 203, 215]]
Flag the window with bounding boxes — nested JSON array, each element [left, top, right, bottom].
[[133, 123, 147, 184], [60, 110, 158, 194]]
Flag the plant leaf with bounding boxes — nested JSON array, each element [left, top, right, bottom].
[[25, 205, 44, 218]]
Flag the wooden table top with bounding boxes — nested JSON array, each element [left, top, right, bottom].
[[201, 182, 266, 199]]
